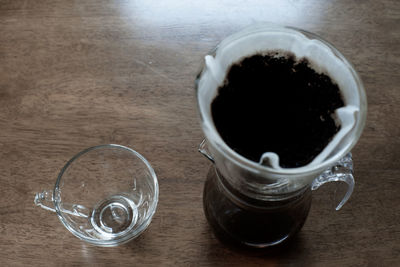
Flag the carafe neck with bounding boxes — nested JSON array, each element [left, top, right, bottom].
[[212, 167, 311, 210]]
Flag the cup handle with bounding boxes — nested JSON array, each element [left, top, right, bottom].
[[311, 153, 355, 211], [34, 190, 56, 212], [198, 139, 215, 163], [34, 190, 90, 218]]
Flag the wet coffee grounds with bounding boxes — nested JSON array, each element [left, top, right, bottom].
[[211, 52, 344, 168]]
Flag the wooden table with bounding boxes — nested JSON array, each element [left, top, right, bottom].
[[1, 0, 399, 266]]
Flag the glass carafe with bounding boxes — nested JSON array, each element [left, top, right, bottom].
[[195, 24, 367, 248]]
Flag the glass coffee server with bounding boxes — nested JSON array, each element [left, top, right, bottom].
[[196, 24, 367, 248]]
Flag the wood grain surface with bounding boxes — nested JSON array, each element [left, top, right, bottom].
[[1, 0, 399, 266]]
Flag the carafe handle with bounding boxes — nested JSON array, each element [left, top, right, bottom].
[[311, 153, 355, 210]]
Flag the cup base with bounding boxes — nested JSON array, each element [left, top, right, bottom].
[[91, 194, 139, 238]]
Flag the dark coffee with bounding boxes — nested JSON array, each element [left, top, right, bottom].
[[211, 52, 344, 168], [203, 167, 312, 248]]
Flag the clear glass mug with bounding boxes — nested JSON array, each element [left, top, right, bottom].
[[195, 24, 367, 248], [34, 144, 159, 247]]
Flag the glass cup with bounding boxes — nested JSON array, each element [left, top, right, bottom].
[[195, 24, 367, 248], [34, 144, 159, 247]]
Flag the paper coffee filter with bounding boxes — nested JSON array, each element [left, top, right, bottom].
[[197, 26, 362, 170]]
